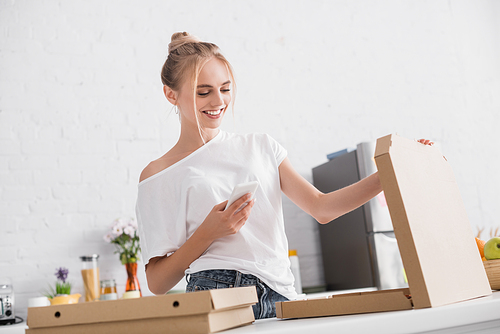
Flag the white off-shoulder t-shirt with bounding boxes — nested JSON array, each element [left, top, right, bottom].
[[135, 131, 297, 300]]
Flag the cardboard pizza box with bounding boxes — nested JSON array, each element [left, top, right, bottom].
[[276, 134, 491, 319], [26, 286, 257, 334]]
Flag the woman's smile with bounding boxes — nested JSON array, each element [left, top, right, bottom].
[[202, 108, 225, 118]]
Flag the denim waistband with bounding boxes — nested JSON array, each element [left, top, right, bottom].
[[188, 269, 261, 287]]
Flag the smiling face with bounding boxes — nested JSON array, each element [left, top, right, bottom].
[[175, 57, 232, 139]]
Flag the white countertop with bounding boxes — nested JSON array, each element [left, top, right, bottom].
[[4, 291, 499, 334], [0, 321, 27, 334], [227, 290, 500, 334]]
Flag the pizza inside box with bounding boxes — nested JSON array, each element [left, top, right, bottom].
[[26, 286, 257, 334], [276, 134, 492, 319]]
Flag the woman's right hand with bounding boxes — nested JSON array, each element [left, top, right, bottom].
[[198, 193, 255, 241], [145, 193, 255, 295]]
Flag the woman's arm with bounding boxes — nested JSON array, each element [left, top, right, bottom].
[[145, 224, 214, 294], [279, 139, 433, 224], [279, 157, 382, 224], [145, 194, 255, 294]]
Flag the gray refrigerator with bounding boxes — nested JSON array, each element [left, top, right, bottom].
[[312, 141, 408, 291]]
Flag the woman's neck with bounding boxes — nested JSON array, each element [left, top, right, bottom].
[[177, 126, 220, 152]]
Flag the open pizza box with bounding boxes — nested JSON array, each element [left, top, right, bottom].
[[26, 286, 257, 334], [276, 134, 492, 319]]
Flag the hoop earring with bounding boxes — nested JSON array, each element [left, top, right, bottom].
[[171, 105, 179, 115]]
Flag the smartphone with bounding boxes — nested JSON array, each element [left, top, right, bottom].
[[225, 181, 259, 211]]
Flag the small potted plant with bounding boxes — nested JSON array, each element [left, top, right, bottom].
[[44, 267, 81, 305], [104, 217, 142, 296]]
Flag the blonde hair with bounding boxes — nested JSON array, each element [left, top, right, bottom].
[[161, 32, 236, 141]]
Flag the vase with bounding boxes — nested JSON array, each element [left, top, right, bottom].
[[125, 262, 142, 296]]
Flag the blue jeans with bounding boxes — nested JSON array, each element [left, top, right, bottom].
[[186, 269, 289, 319]]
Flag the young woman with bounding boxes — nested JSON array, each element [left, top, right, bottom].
[[136, 32, 433, 319]]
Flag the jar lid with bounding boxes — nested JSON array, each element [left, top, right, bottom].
[[80, 254, 99, 261]]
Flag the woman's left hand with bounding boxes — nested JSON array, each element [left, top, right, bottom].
[[417, 138, 434, 146]]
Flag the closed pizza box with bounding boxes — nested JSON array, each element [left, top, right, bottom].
[[26, 286, 257, 334], [276, 134, 491, 319]]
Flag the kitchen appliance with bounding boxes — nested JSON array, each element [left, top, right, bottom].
[[312, 141, 407, 291], [0, 284, 15, 325]]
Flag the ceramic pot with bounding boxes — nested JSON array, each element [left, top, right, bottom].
[[50, 293, 81, 305]]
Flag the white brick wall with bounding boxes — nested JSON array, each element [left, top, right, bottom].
[[1, 0, 499, 318]]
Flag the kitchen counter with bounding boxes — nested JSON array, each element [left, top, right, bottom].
[[4, 291, 499, 334], [226, 290, 500, 334], [0, 320, 27, 334]]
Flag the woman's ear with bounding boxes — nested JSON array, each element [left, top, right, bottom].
[[163, 85, 178, 105]]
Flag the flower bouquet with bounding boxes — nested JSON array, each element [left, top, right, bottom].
[[104, 217, 142, 295], [104, 217, 140, 264]]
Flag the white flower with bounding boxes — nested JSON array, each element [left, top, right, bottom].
[[112, 225, 123, 236], [129, 218, 138, 229], [124, 226, 135, 237], [103, 233, 113, 243], [114, 218, 126, 229]]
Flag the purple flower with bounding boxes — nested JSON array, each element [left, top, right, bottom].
[[55, 267, 69, 283]]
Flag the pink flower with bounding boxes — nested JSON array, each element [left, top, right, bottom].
[[124, 226, 135, 237], [129, 219, 138, 229], [112, 225, 123, 236], [113, 218, 126, 229], [103, 233, 113, 243], [105, 217, 141, 264]]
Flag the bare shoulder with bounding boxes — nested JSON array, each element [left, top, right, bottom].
[[139, 160, 165, 183], [139, 148, 193, 183]]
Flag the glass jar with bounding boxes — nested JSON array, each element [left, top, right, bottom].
[[100, 279, 118, 301], [80, 254, 100, 302]]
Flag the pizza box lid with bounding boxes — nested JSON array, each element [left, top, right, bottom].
[[373, 134, 491, 308], [276, 134, 491, 319]]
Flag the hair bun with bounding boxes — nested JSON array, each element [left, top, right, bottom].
[[168, 32, 201, 54]]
